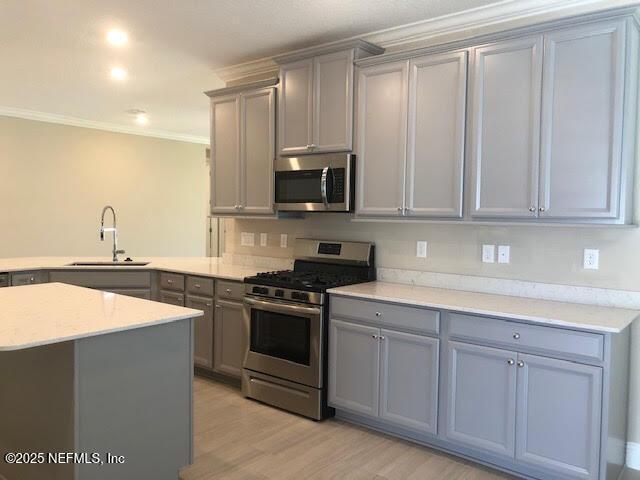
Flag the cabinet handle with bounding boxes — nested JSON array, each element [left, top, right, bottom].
[[513, 333, 520, 340], [215, 305, 221, 309], [378, 336, 385, 340], [375, 311, 382, 317], [507, 359, 515, 366], [226, 288, 232, 294], [205, 303, 212, 307], [539, 206, 546, 212], [29, 277, 35, 283], [517, 360, 525, 368], [397, 207, 403, 213], [404, 207, 411, 213], [194, 284, 201, 289], [371, 334, 378, 339], [167, 279, 173, 284], [529, 206, 536, 212]]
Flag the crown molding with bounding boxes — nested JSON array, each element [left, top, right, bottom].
[[0, 106, 209, 144], [214, 57, 279, 84]]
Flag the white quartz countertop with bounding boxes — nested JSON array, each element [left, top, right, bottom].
[[0, 283, 204, 351], [0, 256, 263, 281], [328, 281, 640, 333]]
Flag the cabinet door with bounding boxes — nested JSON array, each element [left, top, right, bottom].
[[379, 330, 439, 434], [279, 59, 314, 155], [328, 319, 380, 417], [539, 21, 625, 219], [186, 295, 214, 370], [469, 36, 543, 218], [356, 61, 409, 216], [445, 341, 517, 458], [406, 51, 467, 218], [313, 49, 354, 152], [211, 94, 241, 214], [515, 354, 602, 480], [213, 299, 245, 378], [241, 87, 275, 214]]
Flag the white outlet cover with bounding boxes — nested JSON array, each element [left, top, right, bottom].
[[482, 244, 496, 263], [416, 241, 428, 258], [498, 245, 510, 264], [260, 233, 268, 247], [240, 232, 255, 247], [583, 249, 599, 270], [280, 234, 288, 248]]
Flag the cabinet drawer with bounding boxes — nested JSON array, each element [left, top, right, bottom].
[[160, 273, 185, 292], [331, 296, 440, 336], [448, 312, 604, 363], [186, 276, 214, 297], [160, 290, 184, 306], [0, 274, 8, 287], [11, 271, 43, 286], [216, 280, 243, 301]]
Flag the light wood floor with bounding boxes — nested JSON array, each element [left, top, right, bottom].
[[181, 377, 516, 480]]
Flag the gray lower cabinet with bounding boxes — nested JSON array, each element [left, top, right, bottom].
[[159, 290, 184, 306], [0, 274, 8, 287], [213, 299, 244, 378], [10, 271, 46, 286], [48, 270, 151, 299], [515, 354, 602, 480], [186, 295, 214, 370], [445, 341, 517, 457]]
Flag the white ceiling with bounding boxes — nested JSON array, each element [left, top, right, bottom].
[[0, 0, 617, 142]]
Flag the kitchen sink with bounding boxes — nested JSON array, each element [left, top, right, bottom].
[[66, 261, 150, 267]]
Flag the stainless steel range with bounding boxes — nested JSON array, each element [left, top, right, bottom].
[[242, 239, 375, 420]]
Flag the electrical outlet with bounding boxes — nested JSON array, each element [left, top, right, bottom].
[[482, 244, 496, 263], [583, 249, 599, 270], [280, 234, 288, 248], [240, 232, 255, 247], [498, 245, 510, 264], [260, 233, 268, 247], [416, 241, 428, 258]]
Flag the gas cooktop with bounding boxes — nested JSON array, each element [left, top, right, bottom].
[[245, 270, 365, 292]]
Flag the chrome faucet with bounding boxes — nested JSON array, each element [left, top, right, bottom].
[[100, 205, 125, 262]]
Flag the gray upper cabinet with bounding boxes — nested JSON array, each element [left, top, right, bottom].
[[538, 20, 626, 219], [208, 81, 276, 216], [328, 319, 380, 417], [356, 60, 409, 216], [406, 51, 467, 218], [515, 354, 602, 480], [468, 36, 543, 218], [379, 330, 439, 434], [278, 59, 314, 155], [276, 41, 383, 156], [445, 341, 517, 458]]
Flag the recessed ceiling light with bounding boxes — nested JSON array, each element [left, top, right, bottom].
[[135, 113, 149, 125], [106, 29, 128, 47], [110, 67, 127, 81]]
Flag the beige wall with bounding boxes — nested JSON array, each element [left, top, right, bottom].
[[0, 116, 209, 257]]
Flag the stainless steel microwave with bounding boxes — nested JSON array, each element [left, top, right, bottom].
[[274, 154, 355, 212]]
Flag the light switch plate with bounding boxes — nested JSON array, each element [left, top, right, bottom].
[[241, 232, 255, 247], [583, 249, 599, 270], [482, 244, 496, 263], [260, 233, 268, 247], [416, 241, 428, 258], [280, 234, 288, 248], [498, 245, 510, 264]]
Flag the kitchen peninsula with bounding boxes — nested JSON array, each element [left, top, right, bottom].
[[0, 282, 203, 480]]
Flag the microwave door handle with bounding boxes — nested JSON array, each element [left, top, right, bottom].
[[320, 167, 330, 209]]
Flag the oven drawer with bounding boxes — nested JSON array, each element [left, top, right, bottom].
[[160, 272, 185, 292], [186, 276, 214, 297], [216, 280, 243, 301], [448, 312, 604, 363], [331, 296, 440, 336]]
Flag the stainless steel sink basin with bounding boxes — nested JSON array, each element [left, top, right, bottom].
[[66, 261, 150, 267]]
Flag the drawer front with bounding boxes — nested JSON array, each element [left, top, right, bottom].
[[49, 270, 150, 288], [160, 272, 185, 292], [160, 290, 184, 306], [0, 274, 8, 287], [448, 312, 604, 363], [216, 280, 243, 301], [331, 296, 440, 336], [186, 276, 214, 297], [11, 271, 43, 286]]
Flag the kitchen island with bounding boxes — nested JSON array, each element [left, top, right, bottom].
[[0, 283, 203, 480]]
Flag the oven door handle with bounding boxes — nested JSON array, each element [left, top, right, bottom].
[[320, 167, 330, 209], [244, 296, 321, 317]]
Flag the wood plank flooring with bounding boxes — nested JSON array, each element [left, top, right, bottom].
[[181, 377, 516, 480]]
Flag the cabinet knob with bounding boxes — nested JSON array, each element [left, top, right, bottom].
[[215, 305, 221, 309], [375, 311, 382, 317], [371, 334, 378, 339], [529, 206, 536, 212], [513, 332, 520, 340], [205, 303, 212, 307], [404, 207, 411, 213], [194, 284, 201, 289], [517, 360, 525, 368], [167, 279, 173, 284], [226, 288, 232, 293], [397, 207, 403, 213], [378, 335, 385, 340], [507, 359, 515, 366], [539, 206, 546, 212], [29, 277, 35, 283]]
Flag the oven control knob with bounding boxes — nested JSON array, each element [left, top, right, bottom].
[[275, 289, 285, 297]]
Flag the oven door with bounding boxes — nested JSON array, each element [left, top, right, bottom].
[[243, 296, 323, 388]]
